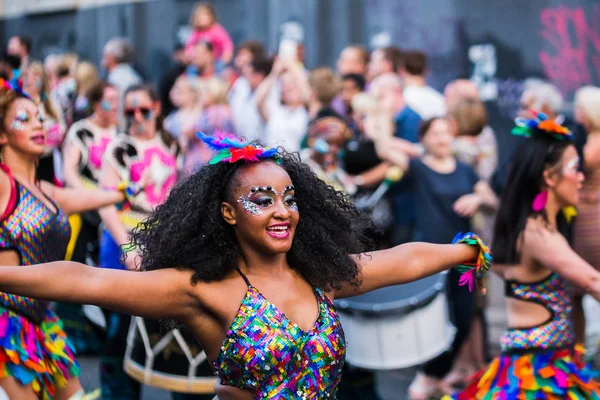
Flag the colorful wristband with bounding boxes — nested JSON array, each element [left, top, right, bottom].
[[111, 181, 143, 203], [120, 242, 136, 258], [451, 232, 492, 292]]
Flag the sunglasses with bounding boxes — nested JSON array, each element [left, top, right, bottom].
[[124, 107, 153, 120]]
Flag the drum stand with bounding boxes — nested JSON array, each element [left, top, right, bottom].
[[124, 317, 218, 394]]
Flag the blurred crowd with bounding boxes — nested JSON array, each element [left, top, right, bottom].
[[2, 1, 600, 398]]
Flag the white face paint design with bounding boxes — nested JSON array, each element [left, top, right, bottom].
[[563, 156, 579, 175], [237, 184, 297, 216]]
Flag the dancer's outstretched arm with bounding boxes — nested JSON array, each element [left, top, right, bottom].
[[0, 261, 199, 320], [336, 242, 479, 299], [524, 219, 600, 301]]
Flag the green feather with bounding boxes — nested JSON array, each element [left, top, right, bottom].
[[209, 150, 231, 165]]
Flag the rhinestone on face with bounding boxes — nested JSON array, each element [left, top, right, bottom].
[[238, 196, 263, 216]]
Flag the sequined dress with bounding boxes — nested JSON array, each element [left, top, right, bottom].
[[0, 164, 79, 400], [447, 272, 600, 399], [213, 270, 346, 399]]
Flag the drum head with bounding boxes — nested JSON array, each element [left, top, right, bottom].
[[336, 272, 446, 314]]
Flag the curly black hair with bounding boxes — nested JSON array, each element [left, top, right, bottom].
[[130, 151, 377, 291]]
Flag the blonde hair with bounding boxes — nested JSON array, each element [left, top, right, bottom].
[[449, 97, 487, 137], [75, 62, 99, 97], [575, 86, 600, 131], [191, 2, 217, 29], [203, 77, 228, 105], [56, 53, 78, 78], [308, 67, 340, 105], [27, 62, 60, 121], [351, 92, 377, 117]]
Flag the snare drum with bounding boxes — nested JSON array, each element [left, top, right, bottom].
[[124, 317, 217, 394], [335, 272, 455, 370]]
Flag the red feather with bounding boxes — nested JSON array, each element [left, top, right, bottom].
[[229, 146, 263, 163]]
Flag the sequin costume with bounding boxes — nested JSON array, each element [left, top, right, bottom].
[[447, 273, 600, 399], [0, 164, 79, 400], [214, 270, 346, 399]]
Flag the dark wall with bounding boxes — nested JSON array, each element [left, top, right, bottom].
[[1, 0, 599, 164]]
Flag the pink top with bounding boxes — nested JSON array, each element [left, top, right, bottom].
[[185, 23, 234, 61]]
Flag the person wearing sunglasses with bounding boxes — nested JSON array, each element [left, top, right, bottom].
[[96, 84, 181, 400]]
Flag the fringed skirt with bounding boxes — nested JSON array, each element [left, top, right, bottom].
[[0, 306, 80, 400], [445, 345, 600, 399]]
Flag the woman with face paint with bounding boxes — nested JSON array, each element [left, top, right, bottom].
[[0, 122, 494, 399], [23, 61, 67, 184], [301, 116, 355, 194], [445, 113, 600, 399], [0, 81, 140, 399], [95, 84, 180, 399]]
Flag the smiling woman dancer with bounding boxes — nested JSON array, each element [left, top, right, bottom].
[[446, 113, 600, 399], [0, 130, 491, 400], [0, 79, 140, 399]]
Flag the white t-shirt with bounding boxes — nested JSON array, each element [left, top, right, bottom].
[[264, 102, 308, 153], [403, 85, 446, 120]]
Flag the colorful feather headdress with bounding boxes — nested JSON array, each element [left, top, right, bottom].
[[0, 71, 31, 100], [196, 131, 280, 165], [511, 111, 573, 141]]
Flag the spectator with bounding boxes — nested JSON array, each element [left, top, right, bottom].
[[44, 53, 61, 89], [73, 61, 99, 122], [229, 57, 273, 141], [159, 42, 189, 116], [256, 58, 309, 152], [400, 50, 446, 119], [520, 79, 585, 160], [370, 73, 422, 245], [187, 40, 216, 79], [164, 74, 203, 143], [7, 35, 32, 69], [102, 37, 142, 96], [367, 46, 401, 82], [52, 53, 78, 127], [301, 116, 354, 193], [337, 73, 366, 122], [308, 67, 342, 121], [185, 2, 234, 69], [23, 61, 67, 184], [0, 52, 20, 80], [445, 95, 498, 390], [222, 40, 266, 88], [573, 86, 600, 344], [336, 45, 369, 76], [184, 77, 235, 173], [234, 41, 266, 74]]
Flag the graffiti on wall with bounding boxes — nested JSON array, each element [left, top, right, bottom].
[[539, 5, 600, 95]]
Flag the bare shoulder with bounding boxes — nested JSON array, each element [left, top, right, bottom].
[[188, 272, 250, 319]]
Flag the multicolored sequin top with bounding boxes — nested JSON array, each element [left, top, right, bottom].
[[501, 272, 574, 353], [0, 164, 71, 322], [213, 270, 346, 399], [0, 164, 79, 400]]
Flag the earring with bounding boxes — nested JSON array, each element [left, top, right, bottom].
[[532, 191, 548, 212]]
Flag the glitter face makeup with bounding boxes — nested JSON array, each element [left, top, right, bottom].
[[10, 109, 29, 130], [101, 100, 112, 111], [237, 184, 297, 216]]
